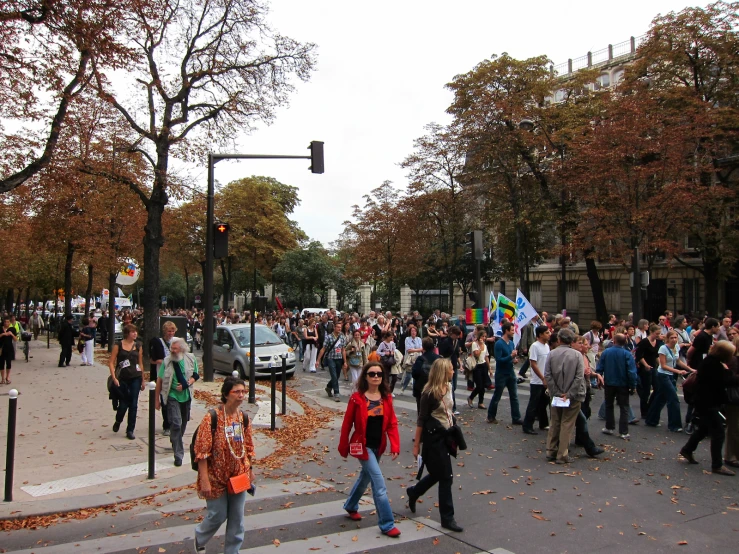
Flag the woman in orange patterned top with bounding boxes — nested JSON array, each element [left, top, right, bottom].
[[192, 377, 255, 554]]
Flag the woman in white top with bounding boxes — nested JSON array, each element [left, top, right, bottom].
[[467, 329, 490, 409], [401, 326, 422, 394], [584, 321, 602, 367], [634, 319, 649, 344], [645, 330, 694, 432]]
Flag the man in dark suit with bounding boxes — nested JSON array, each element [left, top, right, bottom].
[[57, 314, 75, 367]]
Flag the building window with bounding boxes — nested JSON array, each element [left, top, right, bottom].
[[683, 278, 699, 314], [602, 279, 621, 314], [528, 282, 542, 309]]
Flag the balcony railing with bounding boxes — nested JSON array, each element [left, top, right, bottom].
[[551, 34, 647, 77]]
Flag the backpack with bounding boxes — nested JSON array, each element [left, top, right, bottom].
[[190, 408, 249, 471], [682, 372, 698, 405]]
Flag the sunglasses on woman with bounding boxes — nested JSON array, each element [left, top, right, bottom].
[[366, 371, 383, 378]]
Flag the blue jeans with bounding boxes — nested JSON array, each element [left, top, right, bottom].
[[194, 490, 247, 554], [116, 377, 142, 433], [646, 373, 682, 430], [487, 371, 521, 421], [343, 448, 395, 533], [326, 358, 341, 395]]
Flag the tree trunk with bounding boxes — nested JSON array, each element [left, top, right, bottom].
[[184, 266, 190, 310], [5, 288, 13, 312], [14, 288, 21, 316], [584, 252, 608, 323], [141, 143, 170, 368], [64, 241, 75, 315], [85, 264, 94, 316], [108, 272, 116, 352]]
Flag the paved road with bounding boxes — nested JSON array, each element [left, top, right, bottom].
[[2, 355, 738, 553]]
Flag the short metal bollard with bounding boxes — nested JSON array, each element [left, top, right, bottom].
[[270, 363, 277, 431], [147, 381, 156, 479], [281, 353, 288, 416], [4, 389, 19, 502]]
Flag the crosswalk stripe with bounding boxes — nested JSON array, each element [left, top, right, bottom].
[[6, 498, 373, 554], [152, 479, 331, 514], [237, 518, 442, 554]]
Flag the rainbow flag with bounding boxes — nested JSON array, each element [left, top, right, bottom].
[[496, 293, 516, 321], [466, 308, 489, 324]]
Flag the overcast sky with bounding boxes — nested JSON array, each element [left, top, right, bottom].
[[209, 0, 697, 247]]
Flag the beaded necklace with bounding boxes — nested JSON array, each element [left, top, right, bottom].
[[222, 406, 246, 460]]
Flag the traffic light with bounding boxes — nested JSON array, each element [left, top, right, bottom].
[[213, 222, 229, 259], [465, 230, 483, 260], [309, 141, 324, 174]]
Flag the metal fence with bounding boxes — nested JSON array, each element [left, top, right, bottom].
[[551, 34, 647, 77]]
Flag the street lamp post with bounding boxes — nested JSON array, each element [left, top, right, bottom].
[[203, 145, 324, 391]]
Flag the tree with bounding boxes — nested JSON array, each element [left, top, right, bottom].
[[0, 0, 134, 192], [87, 0, 316, 349], [273, 242, 337, 307], [627, 0, 739, 315], [215, 176, 304, 306]]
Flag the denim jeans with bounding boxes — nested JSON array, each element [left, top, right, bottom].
[[487, 371, 521, 421], [326, 358, 341, 395], [401, 370, 413, 391], [451, 369, 458, 411], [116, 377, 142, 433], [194, 490, 247, 554], [343, 448, 395, 533], [646, 373, 682, 430], [166, 398, 191, 462], [469, 366, 487, 405]]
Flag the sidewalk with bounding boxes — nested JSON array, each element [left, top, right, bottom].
[[0, 338, 310, 520]]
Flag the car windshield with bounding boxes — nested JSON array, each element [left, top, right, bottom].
[[231, 327, 284, 348]]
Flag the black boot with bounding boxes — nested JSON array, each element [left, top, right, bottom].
[[441, 519, 463, 532]]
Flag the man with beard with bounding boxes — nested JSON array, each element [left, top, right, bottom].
[[155, 337, 200, 467]]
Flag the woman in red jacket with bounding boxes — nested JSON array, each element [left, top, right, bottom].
[[339, 361, 401, 537]]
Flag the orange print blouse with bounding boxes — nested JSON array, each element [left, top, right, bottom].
[[194, 406, 255, 500]]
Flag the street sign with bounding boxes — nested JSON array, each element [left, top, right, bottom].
[[195, 295, 201, 304], [161, 296, 167, 304]]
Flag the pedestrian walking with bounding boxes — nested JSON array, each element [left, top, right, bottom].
[[79, 317, 96, 366], [634, 324, 662, 419], [487, 322, 523, 425], [646, 330, 695, 432], [522, 325, 551, 435], [109, 324, 145, 440], [0, 316, 18, 384], [408, 358, 463, 532], [192, 377, 255, 553], [412, 337, 439, 413], [680, 341, 739, 475], [400, 325, 422, 394], [544, 328, 586, 464], [467, 329, 490, 410], [338, 361, 401, 538], [302, 318, 319, 373], [57, 313, 75, 367], [150, 321, 177, 436], [155, 337, 199, 467], [30, 309, 44, 340], [438, 325, 464, 414], [316, 324, 347, 401], [346, 328, 367, 390]]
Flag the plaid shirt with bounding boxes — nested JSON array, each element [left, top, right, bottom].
[[323, 332, 346, 359]]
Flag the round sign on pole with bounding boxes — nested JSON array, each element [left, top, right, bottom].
[[116, 258, 140, 286]]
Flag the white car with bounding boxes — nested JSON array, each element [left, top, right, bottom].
[[213, 324, 296, 378]]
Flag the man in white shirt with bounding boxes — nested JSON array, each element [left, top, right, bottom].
[[522, 325, 551, 434]]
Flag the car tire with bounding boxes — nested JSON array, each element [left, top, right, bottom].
[[235, 362, 245, 379]]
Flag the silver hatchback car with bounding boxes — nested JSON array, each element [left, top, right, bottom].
[[213, 324, 297, 378]]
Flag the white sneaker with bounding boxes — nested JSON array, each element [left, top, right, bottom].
[[620, 433, 630, 440], [602, 428, 614, 435], [391, 393, 396, 398], [309, 369, 317, 373]]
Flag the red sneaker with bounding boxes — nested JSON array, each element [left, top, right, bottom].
[[346, 510, 362, 521], [383, 527, 401, 538]]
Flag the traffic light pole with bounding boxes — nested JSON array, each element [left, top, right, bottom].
[[202, 145, 324, 385], [204, 154, 215, 381]]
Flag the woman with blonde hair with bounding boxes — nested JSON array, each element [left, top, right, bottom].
[[408, 358, 463, 532]]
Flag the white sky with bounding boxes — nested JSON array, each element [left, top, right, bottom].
[[204, 0, 697, 246]]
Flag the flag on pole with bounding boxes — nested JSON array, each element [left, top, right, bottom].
[[488, 291, 497, 316], [275, 296, 284, 312], [466, 308, 489, 325], [496, 293, 516, 321], [513, 289, 538, 346]]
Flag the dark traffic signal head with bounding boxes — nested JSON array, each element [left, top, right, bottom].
[[465, 230, 484, 260], [309, 141, 324, 174], [214, 222, 229, 259]]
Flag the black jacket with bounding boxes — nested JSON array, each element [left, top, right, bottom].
[[418, 392, 453, 480], [57, 320, 74, 346], [438, 336, 464, 369], [694, 355, 739, 410], [411, 351, 440, 398]]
